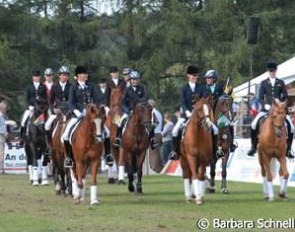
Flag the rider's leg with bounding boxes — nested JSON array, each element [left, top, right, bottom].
[[169, 117, 186, 160], [229, 125, 237, 152], [248, 112, 266, 156], [103, 126, 114, 166], [285, 115, 294, 158], [114, 114, 128, 147], [62, 117, 78, 168], [20, 109, 32, 146]]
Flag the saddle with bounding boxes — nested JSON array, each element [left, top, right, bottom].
[[69, 117, 83, 145]]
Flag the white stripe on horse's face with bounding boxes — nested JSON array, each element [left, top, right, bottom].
[[203, 104, 209, 117], [94, 118, 102, 136]]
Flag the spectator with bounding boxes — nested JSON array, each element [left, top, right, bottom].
[[248, 93, 262, 119], [161, 112, 174, 165], [0, 101, 8, 174]]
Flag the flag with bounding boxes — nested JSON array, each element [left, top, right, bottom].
[[34, 114, 46, 125], [217, 112, 230, 128]]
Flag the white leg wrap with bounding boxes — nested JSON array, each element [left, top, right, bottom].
[[28, 165, 33, 181], [55, 183, 61, 191], [199, 180, 206, 197], [104, 125, 110, 138], [32, 167, 39, 186], [184, 178, 192, 199], [118, 166, 125, 181], [81, 179, 86, 198], [90, 185, 99, 205], [262, 177, 268, 196], [192, 179, 200, 199], [108, 166, 114, 178], [41, 166, 49, 185], [267, 181, 274, 200], [37, 159, 42, 177], [172, 118, 186, 137], [279, 176, 288, 194], [101, 158, 106, 172], [45, 114, 57, 131]]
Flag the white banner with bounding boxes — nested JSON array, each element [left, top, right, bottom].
[[4, 141, 27, 174], [162, 138, 295, 187]]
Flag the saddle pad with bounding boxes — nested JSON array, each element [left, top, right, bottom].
[[69, 118, 83, 145]]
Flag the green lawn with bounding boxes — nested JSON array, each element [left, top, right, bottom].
[[0, 174, 294, 232]]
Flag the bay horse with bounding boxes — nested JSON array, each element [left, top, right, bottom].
[[119, 102, 153, 194], [209, 94, 233, 194], [70, 104, 105, 205], [180, 96, 213, 205], [51, 104, 72, 196], [105, 87, 124, 184], [258, 99, 288, 201], [24, 99, 49, 186]]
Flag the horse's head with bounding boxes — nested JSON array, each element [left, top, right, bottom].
[[110, 88, 124, 108], [133, 102, 153, 128], [86, 104, 106, 143], [216, 95, 231, 115], [192, 96, 212, 131], [270, 98, 287, 137], [35, 98, 48, 114]]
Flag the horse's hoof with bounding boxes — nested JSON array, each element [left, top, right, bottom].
[[118, 180, 126, 185], [108, 178, 116, 184], [41, 180, 49, 186], [196, 197, 204, 205], [90, 200, 100, 206], [185, 197, 194, 203], [221, 188, 229, 194], [268, 197, 274, 202], [128, 185, 135, 192], [278, 192, 288, 199], [74, 199, 80, 205], [207, 187, 215, 194], [32, 181, 39, 186], [135, 190, 144, 195]]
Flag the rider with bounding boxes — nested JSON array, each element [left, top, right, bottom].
[[247, 61, 294, 158], [113, 70, 150, 147], [44, 66, 71, 149], [203, 70, 237, 156], [43, 68, 56, 102], [20, 70, 47, 140], [169, 65, 205, 160], [107, 66, 126, 90], [122, 67, 132, 87]]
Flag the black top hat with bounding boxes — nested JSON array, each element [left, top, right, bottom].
[[32, 70, 41, 76], [266, 61, 277, 71], [75, 66, 88, 75], [109, 66, 119, 73], [98, 78, 107, 83], [186, 65, 199, 75]]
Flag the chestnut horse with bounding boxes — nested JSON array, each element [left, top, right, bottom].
[[209, 94, 233, 194], [119, 102, 153, 194], [180, 97, 213, 205], [258, 99, 288, 201], [51, 106, 72, 196], [71, 104, 105, 205], [105, 87, 124, 183]]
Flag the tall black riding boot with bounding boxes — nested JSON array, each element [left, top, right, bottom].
[[19, 127, 26, 147], [64, 141, 74, 168], [169, 136, 180, 160], [45, 131, 53, 156], [247, 129, 257, 156], [286, 132, 294, 158], [113, 126, 122, 147], [149, 127, 158, 150], [229, 125, 237, 152], [104, 137, 114, 166]]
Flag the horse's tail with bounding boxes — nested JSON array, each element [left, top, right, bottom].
[[131, 149, 138, 173]]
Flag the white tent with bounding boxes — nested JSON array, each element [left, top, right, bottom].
[[233, 56, 295, 97]]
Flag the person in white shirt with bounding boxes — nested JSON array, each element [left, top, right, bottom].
[[0, 101, 8, 174]]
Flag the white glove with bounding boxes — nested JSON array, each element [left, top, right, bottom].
[[264, 104, 271, 111], [73, 109, 82, 118], [185, 110, 192, 118], [29, 106, 34, 111], [104, 106, 110, 116]]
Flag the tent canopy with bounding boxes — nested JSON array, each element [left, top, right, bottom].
[[233, 56, 295, 97]]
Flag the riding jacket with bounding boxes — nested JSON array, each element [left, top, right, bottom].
[[49, 82, 72, 110], [25, 83, 47, 107], [202, 83, 224, 112], [181, 83, 204, 116], [259, 78, 288, 111]]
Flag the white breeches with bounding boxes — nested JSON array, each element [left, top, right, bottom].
[[45, 114, 57, 131], [104, 125, 110, 138], [61, 117, 78, 142], [21, 110, 32, 127], [172, 117, 186, 137], [251, 111, 294, 133]]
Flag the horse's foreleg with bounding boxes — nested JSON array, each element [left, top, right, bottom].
[[264, 155, 274, 201], [29, 143, 39, 186], [118, 147, 125, 184], [125, 151, 134, 193], [209, 157, 217, 193], [136, 150, 146, 195], [180, 154, 193, 201], [278, 156, 289, 198], [186, 154, 202, 204], [73, 161, 84, 204], [90, 159, 100, 205], [197, 165, 206, 204], [25, 145, 33, 183], [221, 152, 229, 194]]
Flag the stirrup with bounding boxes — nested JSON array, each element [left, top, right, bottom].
[[105, 154, 114, 166], [230, 142, 238, 152], [113, 138, 121, 147], [169, 151, 178, 160], [45, 147, 53, 156], [286, 150, 295, 159], [216, 149, 224, 159], [247, 148, 256, 157], [64, 157, 73, 168]]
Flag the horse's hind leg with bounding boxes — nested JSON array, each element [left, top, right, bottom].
[[73, 161, 84, 204], [278, 156, 289, 199], [197, 165, 207, 205], [118, 147, 126, 185], [29, 143, 39, 186], [25, 145, 33, 184], [264, 155, 274, 201]]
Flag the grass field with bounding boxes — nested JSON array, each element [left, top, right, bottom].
[[0, 174, 295, 232]]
